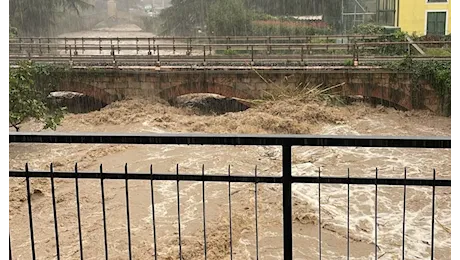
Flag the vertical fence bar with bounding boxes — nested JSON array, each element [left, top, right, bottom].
[[148, 38, 152, 55], [176, 164, 182, 259], [203, 45, 206, 63], [251, 45, 254, 62], [157, 45, 160, 62], [75, 163, 84, 260], [150, 165, 158, 260], [255, 166, 259, 260], [125, 164, 132, 260], [9, 232, 12, 260], [375, 168, 378, 260], [118, 37, 121, 54], [301, 46, 304, 62], [25, 163, 36, 260], [282, 145, 292, 259], [402, 168, 407, 260], [431, 169, 436, 260], [347, 168, 350, 260], [318, 167, 322, 260], [202, 165, 207, 260], [100, 164, 109, 260], [228, 165, 233, 260], [74, 39, 77, 55], [50, 164, 61, 260]]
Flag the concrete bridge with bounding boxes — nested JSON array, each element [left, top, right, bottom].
[[58, 66, 443, 113]]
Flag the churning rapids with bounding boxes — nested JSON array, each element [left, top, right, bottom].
[[9, 97, 451, 260], [9, 27, 451, 260]]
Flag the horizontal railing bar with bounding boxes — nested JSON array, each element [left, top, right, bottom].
[[8, 41, 450, 47], [9, 56, 450, 61], [9, 132, 451, 148], [9, 170, 451, 186], [7, 34, 399, 41]]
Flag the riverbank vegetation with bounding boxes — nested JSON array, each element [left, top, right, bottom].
[[9, 0, 93, 36], [159, 0, 335, 36], [9, 62, 67, 131]]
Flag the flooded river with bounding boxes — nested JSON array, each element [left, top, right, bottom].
[[9, 26, 451, 260], [9, 98, 451, 260]]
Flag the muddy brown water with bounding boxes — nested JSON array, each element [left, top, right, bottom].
[[9, 98, 451, 260], [10, 27, 451, 260]]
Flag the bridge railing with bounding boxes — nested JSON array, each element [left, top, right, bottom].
[[8, 41, 451, 67], [9, 132, 451, 259], [8, 34, 400, 44]]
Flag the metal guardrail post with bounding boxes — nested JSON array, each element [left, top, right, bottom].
[[64, 38, 67, 53], [99, 37, 102, 54], [37, 38, 41, 55], [82, 37, 85, 54], [173, 37, 175, 54], [69, 45, 73, 67], [111, 45, 117, 68], [117, 37, 121, 54], [251, 45, 254, 63], [47, 38, 51, 54], [203, 45, 206, 63], [282, 145, 293, 259], [301, 46, 304, 62], [157, 45, 160, 65], [74, 39, 78, 56], [148, 38, 152, 55]]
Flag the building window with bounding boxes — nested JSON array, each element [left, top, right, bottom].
[[427, 0, 447, 3], [426, 11, 447, 35], [377, 0, 396, 26]]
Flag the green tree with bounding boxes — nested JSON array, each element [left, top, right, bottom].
[[158, 0, 210, 35], [206, 0, 252, 36], [9, 0, 92, 36], [9, 62, 66, 131]]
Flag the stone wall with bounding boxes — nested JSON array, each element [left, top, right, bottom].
[[59, 68, 442, 113]]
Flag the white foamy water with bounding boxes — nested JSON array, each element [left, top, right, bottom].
[[9, 28, 450, 260]]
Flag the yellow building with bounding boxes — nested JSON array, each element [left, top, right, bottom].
[[396, 0, 451, 35]]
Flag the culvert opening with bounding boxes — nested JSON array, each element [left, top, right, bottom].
[[49, 92, 109, 114], [171, 93, 250, 115]]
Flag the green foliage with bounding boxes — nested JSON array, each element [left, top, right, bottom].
[[251, 20, 331, 36], [9, 26, 18, 38], [386, 57, 451, 116], [343, 59, 354, 66], [425, 48, 451, 56], [9, 62, 66, 131], [353, 23, 385, 35], [159, 0, 210, 35], [223, 49, 238, 55], [376, 31, 408, 55], [9, 0, 92, 36], [159, 0, 338, 36], [206, 0, 252, 36]]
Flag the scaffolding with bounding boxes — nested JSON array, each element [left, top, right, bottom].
[[341, 0, 376, 33]]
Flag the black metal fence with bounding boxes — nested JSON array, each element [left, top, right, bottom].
[[9, 132, 451, 260]]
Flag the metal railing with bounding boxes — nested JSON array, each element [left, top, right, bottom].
[[9, 41, 450, 56], [8, 42, 451, 68], [9, 132, 451, 260]]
